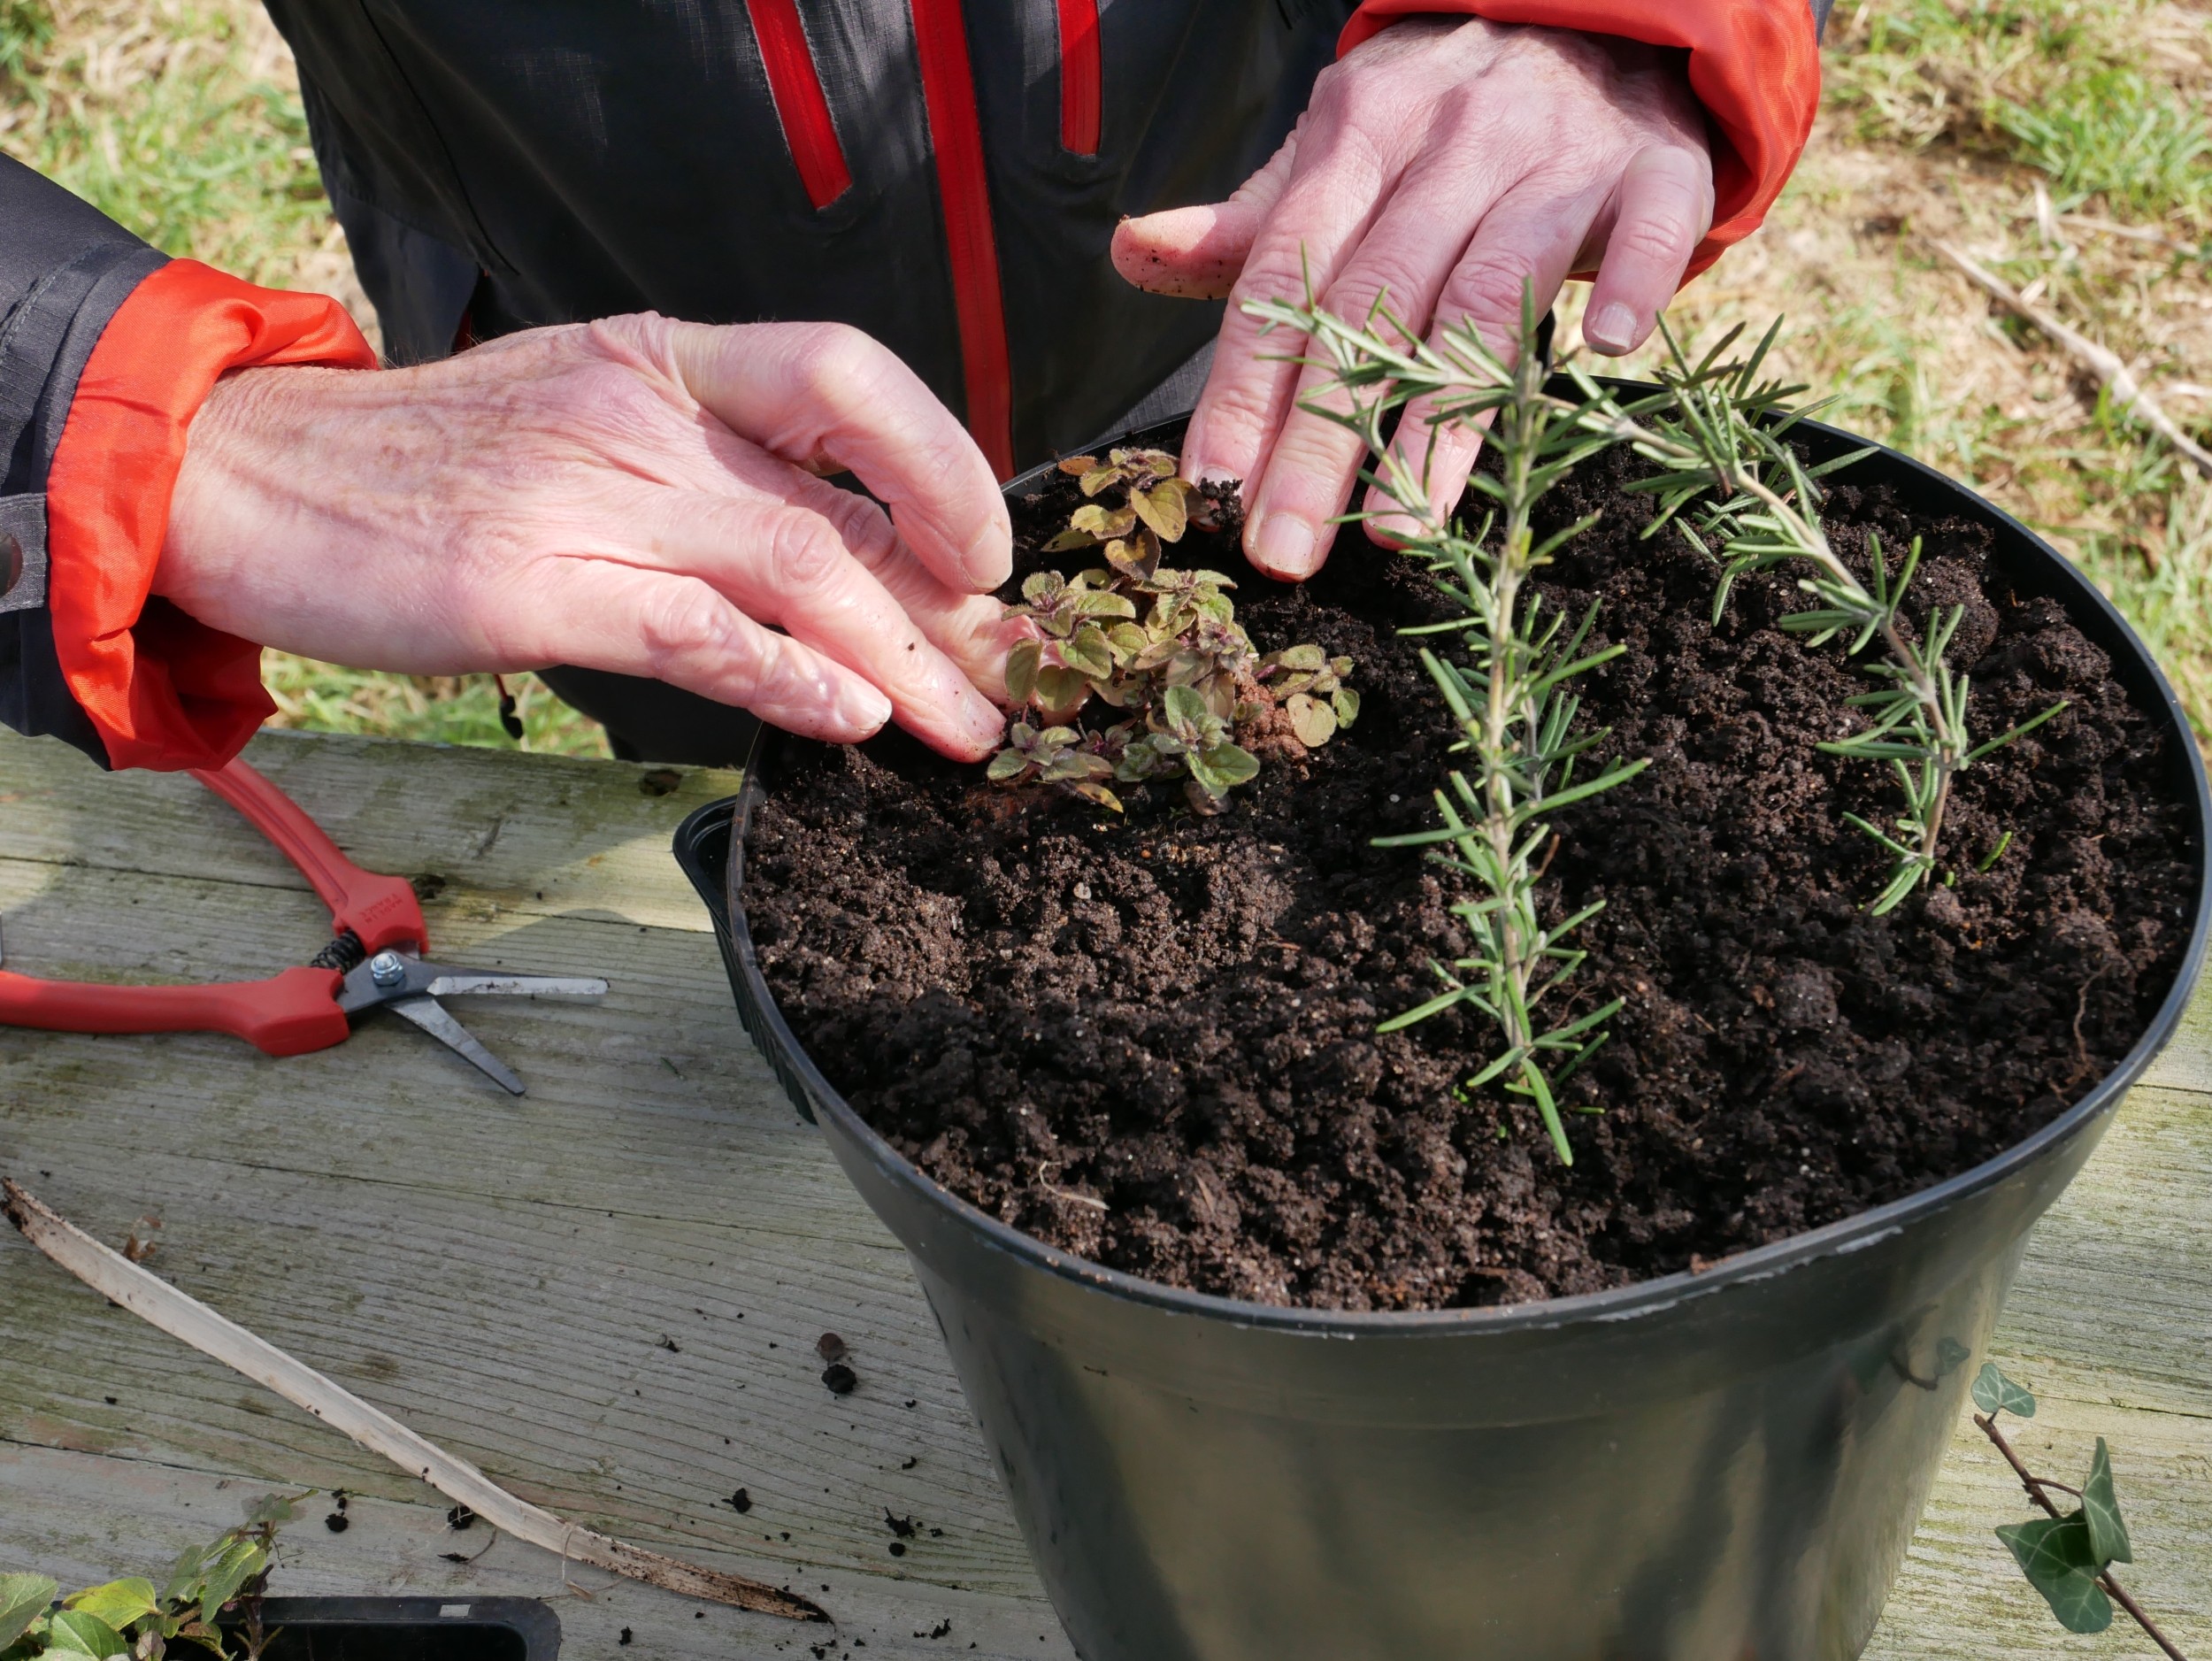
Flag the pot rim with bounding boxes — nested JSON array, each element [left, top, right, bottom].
[[705, 396, 2212, 1338]]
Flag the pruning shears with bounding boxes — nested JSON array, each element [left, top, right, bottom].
[[0, 757, 605, 1093]]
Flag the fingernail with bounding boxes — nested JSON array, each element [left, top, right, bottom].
[[841, 682, 893, 733], [1586, 304, 1639, 355], [1251, 511, 1317, 579], [963, 511, 1012, 588], [960, 687, 1006, 746]]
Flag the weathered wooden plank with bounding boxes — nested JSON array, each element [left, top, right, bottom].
[[0, 1442, 1076, 1660], [3, 723, 2206, 1659], [0, 727, 742, 932]]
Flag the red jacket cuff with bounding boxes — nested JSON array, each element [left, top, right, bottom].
[[44, 258, 377, 772], [1340, 0, 1820, 281]]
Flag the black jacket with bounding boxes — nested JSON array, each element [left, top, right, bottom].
[[3, 0, 1825, 766]]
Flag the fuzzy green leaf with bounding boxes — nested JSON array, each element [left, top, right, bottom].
[[1019, 571, 1064, 604], [2080, 1439, 2132, 1567], [987, 750, 1031, 782], [1130, 481, 1189, 543], [196, 1541, 265, 1626], [1069, 780, 1124, 812], [1266, 643, 1328, 673], [1005, 639, 1041, 706], [43, 1611, 129, 1659], [1996, 1515, 2111, 1634], [1041, 527, 1100, 553], [1971, 1362, 2036, 1419], [1333, 687, 1361, 728], [62, 1583, 157, 1636], [0, 1576, 57, 1652], [1071, 589, 1139, 620], [1060, 625, 1115, 680], [1286, 693, 1337, 748], [1032, 666, 1092, 719], [1187, 742, 1260, 796]]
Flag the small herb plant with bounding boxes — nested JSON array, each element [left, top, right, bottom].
[[1245, 291, 1645, 1165], [2, 1496, 298, 1661], [1970, 1364, 2190, 1657], [992, 448, 1356, 814], [1553, 325, 2068, 913]]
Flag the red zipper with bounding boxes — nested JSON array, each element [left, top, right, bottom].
[[908, 0, 1016, 479], [1056, 0, 1102, 155], [747, 0, 853, 209]]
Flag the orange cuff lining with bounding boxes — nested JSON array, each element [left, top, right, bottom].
[[1339, 0, 1822, 280], [44, 258, 377, 772]]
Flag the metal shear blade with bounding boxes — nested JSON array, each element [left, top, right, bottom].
[[338, 949, 608, 1096]]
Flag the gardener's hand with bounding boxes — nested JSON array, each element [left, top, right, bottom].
[[1112, 18, 1713, 577], [157, 315, 1020, 759]]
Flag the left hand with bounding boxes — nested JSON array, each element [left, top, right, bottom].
[[1111, 17, 1714, 578]]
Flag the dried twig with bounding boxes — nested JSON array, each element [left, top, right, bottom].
[[1973, 1411, 2189, 1660], [2, 1177, 826, 1625], [1929, 238, 2212, 481]]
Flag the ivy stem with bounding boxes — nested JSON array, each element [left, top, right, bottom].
[[1974, 1412, 2190, 1660]]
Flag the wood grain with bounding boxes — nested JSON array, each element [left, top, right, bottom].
[[1, 727, 2204, 1657]]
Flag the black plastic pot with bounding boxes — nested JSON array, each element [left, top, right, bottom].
[[224, 1598, 559, 1659], [674, 406, 2211, 1661]]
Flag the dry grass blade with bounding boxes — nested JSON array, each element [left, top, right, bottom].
[[1929, 238, 2212, 481], [1, 1176, 829, 1626]]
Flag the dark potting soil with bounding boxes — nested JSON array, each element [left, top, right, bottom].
[[743, 443, 2200, 1310]]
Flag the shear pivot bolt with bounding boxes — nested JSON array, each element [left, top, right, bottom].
[[368, 951, 407, 987]]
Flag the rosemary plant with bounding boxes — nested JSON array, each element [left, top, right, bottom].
[[1561, 325, 2066, 913], [1244, 289, 1646, 1164]]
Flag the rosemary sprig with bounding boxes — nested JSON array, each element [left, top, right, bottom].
[[1246, 288, 1646, 1164], [1561, 324, 2067, 912]]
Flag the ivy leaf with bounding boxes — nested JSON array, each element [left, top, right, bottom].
[[1187, 742, 1260, 796], [1995, 1515, 2111, 1634], [1005, 638, 1042, 706], [2080, 1438, 2133, 1567], [1971, 1362, 2036, 1418], [1333, 687, 1362, 728], [1286, 693, 1338, 749], [0, 1575, 58, 1651], [1934, 1337, 1971, 1378], [43, 1611, 129, 1659], [1130, 481, 1189, 543], [63, 1582, 157, 1635]]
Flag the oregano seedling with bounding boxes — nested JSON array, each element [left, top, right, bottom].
[[992, 446, 1356, 814]]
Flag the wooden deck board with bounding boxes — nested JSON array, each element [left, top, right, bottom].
[[2, 727, 2205, 1657]]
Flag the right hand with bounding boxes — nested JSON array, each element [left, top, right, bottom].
[[156, 314, 1022, 759]]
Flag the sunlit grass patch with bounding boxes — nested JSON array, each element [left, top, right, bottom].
[[261, 657, 613, 757]]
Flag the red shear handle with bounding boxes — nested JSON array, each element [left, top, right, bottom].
[[0, 965, 349, 1057], [190, 758, 426, 953]]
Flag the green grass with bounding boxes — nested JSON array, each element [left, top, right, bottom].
[[1826, 0, 2212, 227]]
